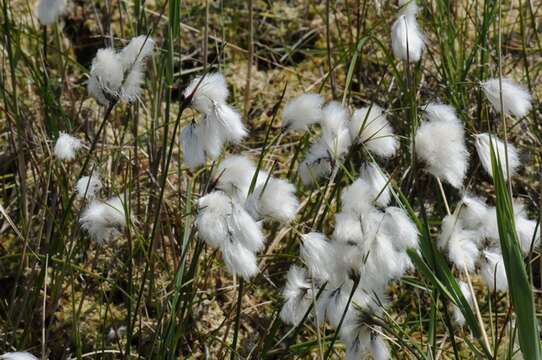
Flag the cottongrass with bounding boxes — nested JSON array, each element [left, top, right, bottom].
[[36, 0, 66, 25], [80, 196, 128, 243], [481, 78, 532, 118], [87, 36, 155, 106], [0, 353, 39, 360], [75, 174, 103, 200], [474, 133, 520, 178], [54, 132, 83, 161], [391, 12, 424, 62]]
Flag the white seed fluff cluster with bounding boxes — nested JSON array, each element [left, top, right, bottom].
[[87, 36, 155, 106], [181, 73, 247, 169], [195, 155, 298, 279], [0, 352, 39, 360], [76, 173, 103, 200], [482, 78, 532, 119], [415, 103, 469, 188], [437, 194, 540, 298], [36, 0, 66, 25], [283, 94, 398, 186], [80, 195, 129, 243], [54, 132, 83, 161], [280, 163, 419, 359], [474, 133, 520, 179], [391, 2, 425, 62]]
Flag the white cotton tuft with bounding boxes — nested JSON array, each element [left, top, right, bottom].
[[282, 93, 324, 131], [321, 101, 352, 159], [398, 0, 418, 16], [514, 215, 540, 255], [76, 174, 102, 200], [383, 207, 419, 250], [280, 265, 313, 325], [208, 102, 248, 143], [474, 133, 520, 178], [415, 104, 468, 188], [36, 0, 66, 25], [480, 249, 508, 291], [221, 240, 259, 280], [87, 48, 124, 106], [184, 73, 229, 114], [119, 62, 145, 103], [452, 280, 474, 327], [196, 191, 232, 248], [340, 178, 375, 216], [181, 122, 206, 169], [482, 78, 532, 118], [80, 196, 127, 243], [214, 155, 262, 201], [300, 232, 336, 282], [229, 200, 265, 252], [459, 194, 489, 229], [360, 162, 391, 207], [118, 36, 155, 68], [54, 132, 83, 161], [245, 177, 299, 223], [0, 353, 39, 360], [370, 334, 391, 360], [391, 15, 425, 62], [350, 105, 397, 158], [199, 116, 226, 160], [446, 225, 480, 272], [333, 212, 363, 244], [298, 141, 332, 185]]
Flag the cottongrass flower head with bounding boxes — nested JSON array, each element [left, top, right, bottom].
[[349, 105, 397, 159], [279, 265, 313, 325], [415, 103, 469, 188], [359, 162, 391, 207], [245, 177, 299, 223], [196, 190, 263, 279], [36, 0, 66, 25], [87, 36, 155, 106], [298, 141, 333, 185], [452, 280, 474, 326], [391, 14, 424, 62], [54, 132, 83, 161], [76, 174, 103, 200], [474, 133, 520, 178], [482, 78, 532, 118], [398, 0, 418, 16], [321, 101, 352, 159], [213, 155, 264, 201], [281, 93, 324, 131], [181, 73, 248, 169], [80, 196, 128, 243], [0, 353, 38, 360]]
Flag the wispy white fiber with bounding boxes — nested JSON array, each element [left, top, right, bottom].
[[360, 162, 391, 207], [80, 196, 127, 243], [208, 102, 248, 143], [245, 177, 299, 223], [280, 265, 313, 325], [298, 141, 332, 185], [196, 191, 233, 248], [87, 48, 125, 106], [398, 0, 419, 16], [0, 353, 39, 360], [391, 15, 424, 62], [340, 178, 374, 216], [76, 174, 102, 200], [321, 101, 352, 159], [383, 206, 419, 250], [281, 93, 324, 131], [214, 155, 262, 201], [514, 210, 540, 255], [221, 239, 259, 280], [184, 73, 229, 114], [118, 36, 155, 68], [474, 133, 520, 178], [415, 103, 468, 188], [452, 280, 474, 326], [480, 249, 508, 291], [36, 0, 66, 25], [350, 105, 397, 158], [370, 333, 391, 360], [54, 132, 83, 161], [482, 78, 532, 118], [300, 232, 336, 282], [181, 122, 206, 169]]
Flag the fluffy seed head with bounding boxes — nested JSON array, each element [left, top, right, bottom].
[[474, 133, 520, 178], [181, 122, 206, 169], [184, 73, 229, 114], [391, 15, 425, 62], [415, 104, 469, 188], [221, 240, 259, 280], [300, 232, 336, 282], [76, 174, 102, 200], [87, 48, 124, 106], [482, 78, 532, 118], [298, 141, 332, 185], [207, 102, 248, 143], [118, 36, 155, 68], [36, 0, 66, 25], [480, 249, 508, 291], [80, 196, 127, 243], [360, 162, 391, 207], [282, 93, 324, 131], [0, 353, 39, 360], [245, 177, 299, 223], [321, 101, 352, 159], [54, 132, 83, 161], [280, 265, 313, 325], [350, 105, 398, 158]]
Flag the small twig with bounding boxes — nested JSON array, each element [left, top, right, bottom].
[[436, 177, 451, 216]]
